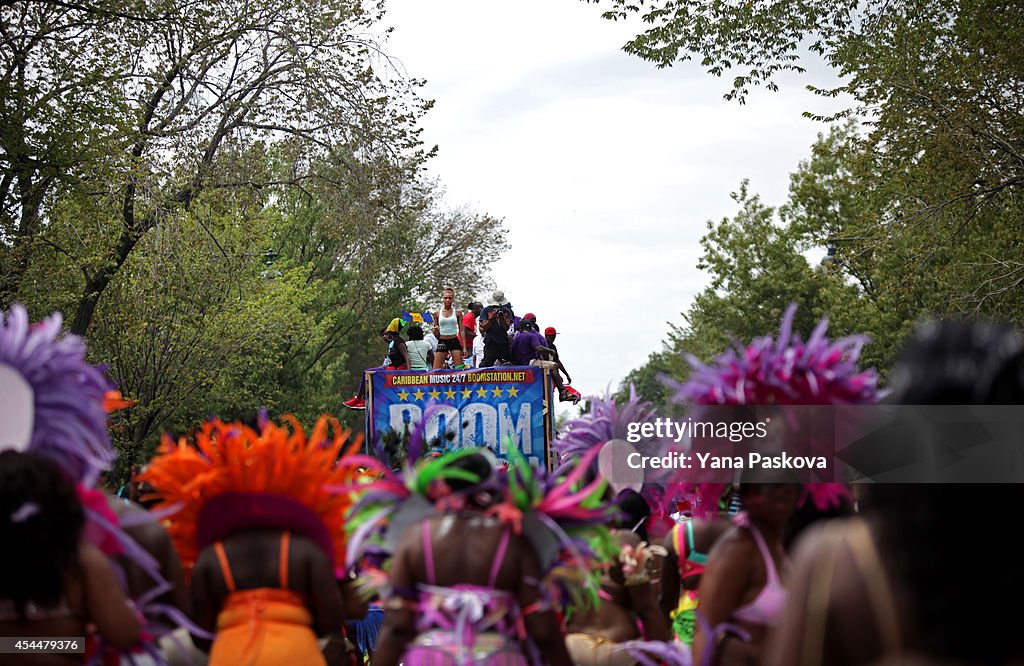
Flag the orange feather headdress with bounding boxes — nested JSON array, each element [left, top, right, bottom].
[[140, 415, 362, 576]]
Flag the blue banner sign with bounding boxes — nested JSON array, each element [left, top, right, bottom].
[[366, 366, 551, 466]]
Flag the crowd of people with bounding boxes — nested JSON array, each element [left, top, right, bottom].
[[2, 300, 1024, 666], [343, 288, 580, 410]]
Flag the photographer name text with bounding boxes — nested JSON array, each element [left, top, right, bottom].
[[626, 451, 828, 470]]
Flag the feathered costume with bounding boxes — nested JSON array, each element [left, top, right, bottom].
[[0, 305, 115, 482], [139, 415, 362, 666], [669, 304, 880, 664], [554, 386, 685, 537], [342, 407, 621, 665], [553, 390, 691, 664], [667, 303, 881, 517], [552, 305, 881, 659], [0, 304, 191, 665]]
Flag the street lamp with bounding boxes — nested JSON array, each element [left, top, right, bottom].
[[820, 236, 868, 270], [260, 248, 282, 280]]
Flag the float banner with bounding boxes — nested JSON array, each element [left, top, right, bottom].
[[599, 405, 1024, 484], [367, 367, 548, 466]]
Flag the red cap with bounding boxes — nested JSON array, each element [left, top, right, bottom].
[[544, 326, 556, 336], [524, 312, 536, 320]]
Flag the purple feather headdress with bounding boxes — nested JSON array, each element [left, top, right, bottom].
[[669, 304, 880, 513], [554, 385, 661, 469], [555, 388, 686, 537], [0, 304, 114, 485], [0, 305, 202, 662]]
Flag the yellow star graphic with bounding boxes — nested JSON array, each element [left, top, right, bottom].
[[397, 389, 410, 401], [428, 389, 441, 400], [476, 387, 489, 398], [460, 388, 473, 399], [413, 389, 425, 401], [492, 386, 504, 397], [444, 388, 456, 399], [506, 386, 519, 398]]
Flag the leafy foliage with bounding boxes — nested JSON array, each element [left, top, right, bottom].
[[585, 0, 860, 102], [1, 2, 508, 481], [601, 0, 1024, 404]]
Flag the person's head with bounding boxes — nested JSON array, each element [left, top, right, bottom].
[[523, 312, 536, 325], [783, 489, 853, 550], [0, 450, 84, 616], [863, 319, 1024, 663], [445, 451, 495, 490], [518, 318, 534, 332], [737, 464, 801, 529], [408, 325, 424, 341], [614, 488, 652, 541], [489, 289, 509, 307], [738, 483, 800, 528], [887, 319, 1024, 404], [441, 287, 455, 307], [468, 302, 482, 316], [443, 450, 500, 509], [384, 317, 406, 340], [544, 326, 556, 344]]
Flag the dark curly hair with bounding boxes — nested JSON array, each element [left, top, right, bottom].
[[865, 320, 1024, 663], [614, 489, 651, 541], [442, 451, 503, 509], [0, 450, 84, 617]]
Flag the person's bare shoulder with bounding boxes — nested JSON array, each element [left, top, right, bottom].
[[788, 516, 862, 565], [392, 517, 428, 556], [708, 524, 756, 559], [288, 532, 333, 569], [76, 540, 103, 570]]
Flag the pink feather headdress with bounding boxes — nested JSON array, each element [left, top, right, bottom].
[[668, 304, 881, 514]]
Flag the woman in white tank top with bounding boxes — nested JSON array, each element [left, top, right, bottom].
[[432, 287, 464, 369]]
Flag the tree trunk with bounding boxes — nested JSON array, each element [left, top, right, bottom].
[[0, 173, 48, 308]]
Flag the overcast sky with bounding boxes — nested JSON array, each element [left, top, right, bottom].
[[379, 1, 850, 403]]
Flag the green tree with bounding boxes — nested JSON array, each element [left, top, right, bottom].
[[609, 3, 1024, 402], [585, 0, 861, 102], [1, 0, 431, 336], [3, 1, 495, 471], [621, 126, 879, 405], [588, 0, 1023, 294]]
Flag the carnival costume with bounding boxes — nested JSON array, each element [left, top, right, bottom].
[[140, 415, 362, 666], [668, 303, 880, 521], [667, 520, 707, 645], [669, 304, 880, 664], [343, 421, 621, 666], [0, 304, 191, 665], [552, 391, 686, 665]]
